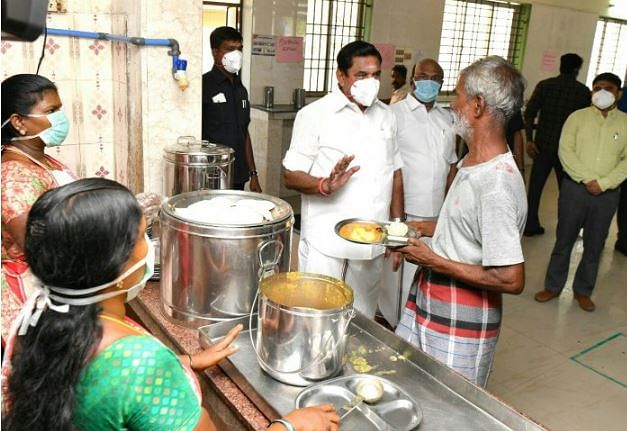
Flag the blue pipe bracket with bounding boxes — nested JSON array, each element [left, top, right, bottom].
[[46, 28, 188, 90]]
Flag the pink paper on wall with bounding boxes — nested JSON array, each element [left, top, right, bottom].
[[374, 43, 395, 69], [276, 36, 303, 63], [541, 51, 558, 72]]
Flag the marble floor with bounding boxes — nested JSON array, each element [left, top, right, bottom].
[[486, 175, 627, 431], [285, 172, 626, 431]]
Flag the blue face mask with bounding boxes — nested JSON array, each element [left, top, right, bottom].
[[413, 80, 441, 103], [9, 110, 70, 147]]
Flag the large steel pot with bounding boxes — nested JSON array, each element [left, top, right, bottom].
[[160, 190, 293, 327], [253, 272, 355, 386], [163, 136, 234, 197]]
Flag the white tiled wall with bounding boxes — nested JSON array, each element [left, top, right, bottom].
[[1, 0, 204, 196], [1, 8, 122, 182], [137, 0, 203, 195]]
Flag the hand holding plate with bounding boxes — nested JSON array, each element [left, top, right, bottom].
[[398, 237, 436, 267]]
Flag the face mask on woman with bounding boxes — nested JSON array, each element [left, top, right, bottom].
[[7, 110, 70, 147], [13, 234, 155, 336], [350, 77, 380, 107], [47, 235, 155, 305], [591, 89, 615, 110], [413, 79, 441, 103], [222, 50, 243, 74]]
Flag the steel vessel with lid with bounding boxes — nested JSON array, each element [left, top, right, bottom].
[[160, 190, 293, 327], [163, 135, 234, 197]]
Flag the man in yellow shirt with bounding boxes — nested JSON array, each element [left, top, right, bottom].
[[535, 72, 627, 311]]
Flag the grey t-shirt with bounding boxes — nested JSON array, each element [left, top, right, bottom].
[[431, 152, 527, 266]]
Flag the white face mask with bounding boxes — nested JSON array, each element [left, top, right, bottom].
[[591, 89, 615, 110], [222, 50, 243, 74], [47, 235, 155, 305], [350, 77, 380, 107]]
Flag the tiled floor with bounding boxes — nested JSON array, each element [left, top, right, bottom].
[[285, 171, 626, 430], [486, 175, 627, 431]]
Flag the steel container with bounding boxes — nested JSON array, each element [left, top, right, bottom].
[[163, 136, 234, 197], [160, 190, 293, 327], [255, 272, 354, 386], [293, 88, 306, 109], [264, 86, 274, 109]]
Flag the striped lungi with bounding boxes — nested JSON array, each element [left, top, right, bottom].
[[395, 268, 502, 387]]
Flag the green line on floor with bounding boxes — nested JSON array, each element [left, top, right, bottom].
[[571, 332, 624, 359], [570, 332, 626, 389]]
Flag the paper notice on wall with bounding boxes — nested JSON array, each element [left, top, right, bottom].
[[541, 51, 558, 72], [374, 43, 395, 69], [276, 36, 303, 63], [252, 34, 276, 56]]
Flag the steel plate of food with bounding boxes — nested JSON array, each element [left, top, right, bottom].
[[337, 221, 385, 244], [335, 218, 418, 247]]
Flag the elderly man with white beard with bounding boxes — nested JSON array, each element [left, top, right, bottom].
[[394, 56, 527, 387]]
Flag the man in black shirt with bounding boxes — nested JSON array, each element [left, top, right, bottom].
[[202, 26, 262, 192], [523, 53, 590, 236]]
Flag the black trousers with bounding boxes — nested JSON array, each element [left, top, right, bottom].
[[545, 178, 620, 297], [526, 147, 564, 230], [617, 180, 627, 248]]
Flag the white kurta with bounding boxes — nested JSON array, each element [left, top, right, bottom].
[[283, 90, 403, 317], [390, 96, 457, 218], [283, 90, 403, 260]]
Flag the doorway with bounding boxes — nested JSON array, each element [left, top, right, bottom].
[[202, 0, 243, 73]]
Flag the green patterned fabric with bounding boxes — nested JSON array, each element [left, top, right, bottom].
[[73, 335, 201, 431]]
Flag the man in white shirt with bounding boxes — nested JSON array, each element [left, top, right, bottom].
[[389, 64, 408, 105], [379, 59, 458, 326], [283, 41, 404, 318]]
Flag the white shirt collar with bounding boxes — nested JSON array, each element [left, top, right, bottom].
[[405, 94, 441, 113]]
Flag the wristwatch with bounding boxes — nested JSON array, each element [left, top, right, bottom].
[[249, 170, 258, 177], [392, 214, 407, 222], [269, 418, 296, 431]]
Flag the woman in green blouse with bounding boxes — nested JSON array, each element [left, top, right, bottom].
[[2, 178, 338, 431]]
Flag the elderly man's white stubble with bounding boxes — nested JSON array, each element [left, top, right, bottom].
[[450, 77, 474, 143]]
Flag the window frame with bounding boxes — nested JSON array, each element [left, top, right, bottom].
[[585, 16, 627, 88], [303, 0, 373, 96], [437, 0, 530, 95]]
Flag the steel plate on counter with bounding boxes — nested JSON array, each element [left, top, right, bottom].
[[296, 374, 422, 430], [198, 314, 547, 431], [335, 218, 419, 247]]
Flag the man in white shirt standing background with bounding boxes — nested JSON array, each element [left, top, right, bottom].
[[379, 58, 457, 327], [283, 41, 404, 318]]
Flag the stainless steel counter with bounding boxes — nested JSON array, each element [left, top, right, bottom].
[[200, 313, 547, 431]]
